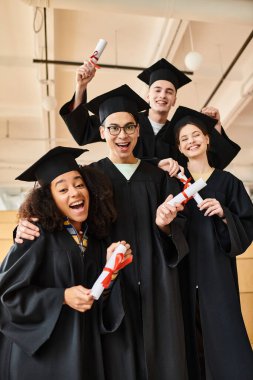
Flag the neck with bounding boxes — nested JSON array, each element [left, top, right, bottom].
[[148, 108, 168, 124], [108, 153, 138, 164], [187, 155, 211, 174], [71, 221, 82, 233]]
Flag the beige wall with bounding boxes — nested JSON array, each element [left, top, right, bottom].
[[0, 210, 252, 343], [0, 210, 17, 262]]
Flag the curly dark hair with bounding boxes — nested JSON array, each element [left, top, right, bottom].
[[18, 166, 117, 239]]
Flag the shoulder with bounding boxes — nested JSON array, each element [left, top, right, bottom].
[[0, 229, 49, 272], [140, 160, 164, 174], [211, 169, 248, 198], [89, 158, 108, 173], [137, 111, 150, 124], [138, 110, 149, 118], [214, 169, 242, 184], [139, 160, 169, 182]]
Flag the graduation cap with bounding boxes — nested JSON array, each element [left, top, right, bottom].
[[137, 58, 191, 90], [16, 146, 88, 186], [169, 106, 218, 137], [86, 84, 150, 123]]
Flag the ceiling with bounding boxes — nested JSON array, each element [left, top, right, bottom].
[[0, 0, 253, 207]]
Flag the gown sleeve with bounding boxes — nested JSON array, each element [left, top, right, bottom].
[[0, 233, 65, 356], [213, 175, 253, 256], [99, 277, 125, 334], [59, 92, 102, 145]]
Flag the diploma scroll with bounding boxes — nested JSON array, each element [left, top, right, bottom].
[[167, 178, 207, 206], [89, 39, 107, 67], [91, 243, 132, 300], [177, 172, 204, 205]]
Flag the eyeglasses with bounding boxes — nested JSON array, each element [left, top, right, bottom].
[[105, 124, 137, 136]]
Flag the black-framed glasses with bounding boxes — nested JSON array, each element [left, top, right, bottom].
[[105, 124, 137, 136]]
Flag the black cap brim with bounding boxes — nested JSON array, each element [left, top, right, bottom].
[[16, 146, 88, 186], [86, 84, 150, 123], [138, 58, 191, 89]]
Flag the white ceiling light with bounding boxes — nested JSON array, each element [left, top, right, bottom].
[[184, 23, 203, 71], [184, 51, 203, 71]]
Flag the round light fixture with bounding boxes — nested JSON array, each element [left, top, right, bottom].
[[184, 51, 203, 72]]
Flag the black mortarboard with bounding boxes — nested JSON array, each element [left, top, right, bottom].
[[170, 106, 218, 136], [137, 58, 191, 89], [86, 84, 150, 123], [16, 146, 88, 186]]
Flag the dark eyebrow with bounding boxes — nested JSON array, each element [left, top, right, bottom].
[[54, 175, 83, 187], [153, 85, 175, 92], [107, 122, 136, 127], [180, 130, 201, 139]]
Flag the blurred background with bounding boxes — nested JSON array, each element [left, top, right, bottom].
[[0, 0, 253, 346], [0, 0, 253, 207]]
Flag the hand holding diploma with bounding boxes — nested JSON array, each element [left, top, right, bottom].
[[91, 241, 132, 300], [167, 178, 207, 206], [78, 39, 107, 80], [156, 195, 184, 234], [177, 172, 204, 205], [74, 38, 108, 108], [156, 178, 206, 234]]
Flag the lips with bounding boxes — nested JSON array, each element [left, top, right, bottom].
[[188, 145, 200, 151], [116, 142, 131, 151], [69, 200, 84, 209]]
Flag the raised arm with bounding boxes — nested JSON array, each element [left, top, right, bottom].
[[59, 61, 102, 146], [201, 106, 241, 169]]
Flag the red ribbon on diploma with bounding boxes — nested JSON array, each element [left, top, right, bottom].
[[89, 51, 101, 69], [101, 253, 133, 289], [179, 176, 193, 205]]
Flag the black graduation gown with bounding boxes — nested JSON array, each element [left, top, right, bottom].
[[91, 158, 189, 380], [0, 228, 121, 380], [178, 169, 253, 380], [60, 97, 240, 169]]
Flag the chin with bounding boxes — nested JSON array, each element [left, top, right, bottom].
[[71, 212, 88, 224], [156, 107, 169, 114]]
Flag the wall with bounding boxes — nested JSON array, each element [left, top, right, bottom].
[[0, 210, 17, 262]]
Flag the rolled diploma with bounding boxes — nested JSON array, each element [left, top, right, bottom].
[[167, 178, 207, 206], [91, 243, 127, 300], [177, 172, 204, 205], [89, 39, 107, 64]]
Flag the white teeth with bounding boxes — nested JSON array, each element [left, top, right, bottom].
[[70, 201, 83, 207]]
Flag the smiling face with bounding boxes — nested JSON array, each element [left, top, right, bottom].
[[50, 170, 89, 231], [100, 111, 139, 164], [147, 80, 177, 115], [178, 123, 209, 159]]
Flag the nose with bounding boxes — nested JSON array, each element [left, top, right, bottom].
[[69, 186, 79, 197], [159, 91, 166, 98], [118, 127, 128, 137], [188, 136, 196, 145]]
